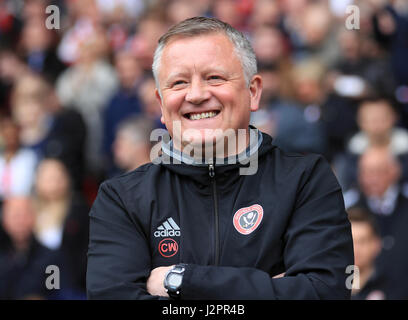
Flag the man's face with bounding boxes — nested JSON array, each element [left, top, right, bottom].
[[156, 32, 262, 150]]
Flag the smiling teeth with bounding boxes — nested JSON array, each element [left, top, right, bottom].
[[189, 111, 218, 120]]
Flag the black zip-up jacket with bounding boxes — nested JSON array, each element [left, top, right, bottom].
[[87, 130, 354, 299]]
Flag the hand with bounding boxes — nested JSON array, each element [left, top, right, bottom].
[[147, 265, 174, 297], [273, 272, 285, 278]]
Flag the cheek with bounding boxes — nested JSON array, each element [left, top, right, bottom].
[[162, 92, 185, 115]]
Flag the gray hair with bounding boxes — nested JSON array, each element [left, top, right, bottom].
[[152, 17, 257, 93]]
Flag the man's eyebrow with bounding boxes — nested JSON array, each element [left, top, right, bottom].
[[164, 67, 231, 85]]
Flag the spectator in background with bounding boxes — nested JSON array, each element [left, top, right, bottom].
[[0, 0, 22, 48], [211, 0, 246, 30], [372, 0, 408, 126], [102, 49, 143, 176], [0, 197, 72, 299], [251, 25, 293, 97], [322, 27, 396, 161], [137, 74, 164, 129], [56, 28, 118, 176], [10, 73, 52, 156], [95, 0, 145, 24], [284, 2, 340, 67], [18, 16, 66, 82], [41, 78, 86, 191], [32, 158, 89, 295], [335, 97, 408, 190], [348, 207, 387, 300], [252, 26, 287, 67], [10, 73, 86, 190], [268, 59, 328, 155], [111, 116, 155, 177], [0, 117, 38, 203], [248, 0, 281, 29], [57, 0, 103, 65], [351, 98, 408, 156], [131, 13, 168, 72], [0, 49, 30, 114], [345, 146, 408, 299], [166, 0, 205, 26]]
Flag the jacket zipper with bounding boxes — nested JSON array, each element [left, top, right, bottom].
[[208, 163, 220, 266]]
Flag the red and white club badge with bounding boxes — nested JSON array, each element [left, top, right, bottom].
[[233, 204, 264, 235]]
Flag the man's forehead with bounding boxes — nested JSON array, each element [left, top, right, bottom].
[[159, 33, 240, 75], [162, 32, 235, 56]]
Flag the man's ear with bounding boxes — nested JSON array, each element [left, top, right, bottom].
[[249, 75, 262, 112], [155, 88, 165, 124]]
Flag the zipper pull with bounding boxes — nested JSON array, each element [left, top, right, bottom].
[[209, 163, 215, 178]]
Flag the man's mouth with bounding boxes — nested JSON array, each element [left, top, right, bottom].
[[184, 110, 220, 121]]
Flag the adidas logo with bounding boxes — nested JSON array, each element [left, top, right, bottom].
[[154, 217, 181, 237]]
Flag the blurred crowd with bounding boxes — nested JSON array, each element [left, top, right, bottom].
[[0, 0, 408, 299]]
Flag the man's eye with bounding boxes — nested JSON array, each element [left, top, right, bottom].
[[207, 75, 225, 83], [173, 80, 186, 87]]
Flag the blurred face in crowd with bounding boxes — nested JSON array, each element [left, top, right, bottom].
[[77, 30, 108, 65], [301, 4, 331, 47], [252, 27, 285, 64], [133, 18, 167, 70], [358, 101, 396, 143], [250, 0, 280, 28], [0, 51, 26, 83], [338, 30, 361, 61], [156, 32, 262, 151], [258, 68, 280, 107], [114, 51, 142, 89], [12, 99, 44, 129], [351, 221, 381, 271], [139, 77, 161, 118], [35, 159, 70, 201], [21, 18, 52, 52], [113, 129, 151, 171], [167, 0, 202, 25], [11, 74, 49, 128], [2, 198, 36, 247], [292, 61, 324, 105], [212, 0, 243, 28], [358, 148, 401, 198], [0, 119, 20, 152], [22, 0, 47, 21]]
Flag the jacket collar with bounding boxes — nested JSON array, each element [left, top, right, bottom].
[[160, 125, 263, 166], [156, 126, 275, 186]]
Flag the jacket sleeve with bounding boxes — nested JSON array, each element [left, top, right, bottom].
[[180, 155, 354, 300], [86, 181, 167, 300]]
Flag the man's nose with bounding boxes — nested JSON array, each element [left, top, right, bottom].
[[185, 79, 210, 105]]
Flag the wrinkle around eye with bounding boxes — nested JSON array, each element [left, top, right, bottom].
[[207, 76, 226, 85]]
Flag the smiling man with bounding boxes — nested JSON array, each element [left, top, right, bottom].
[[153, 27, 261, 160], [87, 17, 354, 300]]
